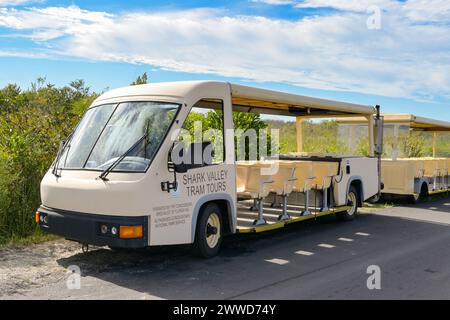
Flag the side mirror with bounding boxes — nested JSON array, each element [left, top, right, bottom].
[[374, 115, 384, 156], [169, 141, 213, 173], [168, 161, 188, 173], [168, 143, 189, 173]]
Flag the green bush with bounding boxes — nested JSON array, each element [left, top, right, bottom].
[[0, 79, 97, 244]]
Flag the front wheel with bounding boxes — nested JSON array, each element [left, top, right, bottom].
[[193, 203, 223, 258], [337, 186, 359, 221]]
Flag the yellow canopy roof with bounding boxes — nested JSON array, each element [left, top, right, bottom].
[[338, 114, 450, 132], [229, 83, 375, 117]]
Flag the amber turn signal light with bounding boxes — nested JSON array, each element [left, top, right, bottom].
[[35, 211, 40, 224], [119, 225, 143, 239]]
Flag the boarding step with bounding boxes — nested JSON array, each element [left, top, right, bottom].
[[236, 206, 351, 234]]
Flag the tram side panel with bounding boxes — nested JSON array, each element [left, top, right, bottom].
[[333, 157, 379, 206]]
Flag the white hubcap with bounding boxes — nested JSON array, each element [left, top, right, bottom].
[[206, 213, 221, 249], [347, 192, 357, 215]]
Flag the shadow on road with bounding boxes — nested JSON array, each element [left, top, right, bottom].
[[56, 197, 450, 300]]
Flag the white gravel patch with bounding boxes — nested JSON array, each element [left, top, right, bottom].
[[0, 240, 83, 297]]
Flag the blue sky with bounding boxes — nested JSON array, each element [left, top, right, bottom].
[[0, 0, 449, 120]]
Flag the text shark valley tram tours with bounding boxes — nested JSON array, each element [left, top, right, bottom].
[[183, 169, 228, 196]]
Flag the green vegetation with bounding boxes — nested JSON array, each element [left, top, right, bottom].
[[266, 120, 296, 154], [437, 133, 450, 157], [209, 111, 273, 160], [1, 232, 59, 248], [0, 78, 98, 244], [130, 72, 148, 86], [267, 120, 450, 158], [267, 119, 366, 155], [181, 110, 273, 161]]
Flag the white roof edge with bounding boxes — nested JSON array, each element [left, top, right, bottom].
[[91, 80, 216, 104], [230, 83, 375, 115], [92, 80, 376, 115]]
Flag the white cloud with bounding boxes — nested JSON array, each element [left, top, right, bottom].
[[0, 49, 52, 59], [402, 0, 450, 22], [0, 0, 44, 6], [294, 0, 395, 12], [0, 4, 449, 102], [0, 6, 113, 40], [292, 0, 450, 23], [251, 0, 295, 5]]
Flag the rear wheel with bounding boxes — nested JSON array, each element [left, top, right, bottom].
[[337, 186, 359, 221], [408, 183, 428, 204], [368, 193, 381, 204], [193, 203, 223, 258]]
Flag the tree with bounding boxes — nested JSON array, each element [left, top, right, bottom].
[[0, 79, 97, 244], [131, 72, 148, 86], [70, 79, 90, 95], [182, 110, 273, 160]]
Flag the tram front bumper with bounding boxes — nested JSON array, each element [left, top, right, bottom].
[[36, 206, 149, 248]]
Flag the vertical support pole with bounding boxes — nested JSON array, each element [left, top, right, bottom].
[[433, 133, 439, 189], [271, 193, 279, 207], [254, 199, 266, 226], [375, 105, 382, 197], [251, 199, 258, 211], [303, 190, 311, 216], [296, 117, 304, 153], [322, 187, 329, 212], [367, 115, 375, 157], [279, 195, 290, 221], [392, 124, 399, 160], [432, 132, 437, 158]]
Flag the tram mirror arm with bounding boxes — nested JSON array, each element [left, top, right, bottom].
[[374, 105, 383, 156], [162, 161, 180, 192], [374, 105, 384, 197], [161, 144, 187, 192], [168, 143, 189, 173]]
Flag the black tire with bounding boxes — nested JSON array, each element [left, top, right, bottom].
[[368, 193, 382, 204], [337, 185, 359, 221], [193, 203, 223, 258], [407, 183, 428, 204]]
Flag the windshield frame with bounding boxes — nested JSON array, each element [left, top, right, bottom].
[[57, 100, 182, 174]]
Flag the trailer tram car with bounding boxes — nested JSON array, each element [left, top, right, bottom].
[[338, 114, 450, 204]]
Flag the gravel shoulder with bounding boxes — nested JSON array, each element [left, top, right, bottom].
[[0, 238, 193, 299], [0, 240, 82, 296]]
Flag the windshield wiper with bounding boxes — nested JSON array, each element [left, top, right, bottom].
[[52, 132, 74, 178], [98, 133, 148, 181], [99, 119, 151, 181]]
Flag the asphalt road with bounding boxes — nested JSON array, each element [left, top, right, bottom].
[[2, 197, 450, 300]]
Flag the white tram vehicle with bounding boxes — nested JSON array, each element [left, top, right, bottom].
[[37, 81, 383, 257]]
